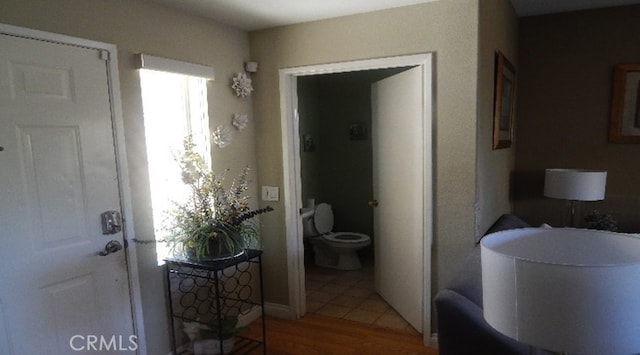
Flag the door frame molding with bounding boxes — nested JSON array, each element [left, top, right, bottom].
[[279, 53, 434, 342], [0, 23, 147, 354]]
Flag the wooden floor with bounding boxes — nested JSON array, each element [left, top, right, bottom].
[[248, 314, 439, 354]]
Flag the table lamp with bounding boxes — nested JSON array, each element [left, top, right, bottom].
[[482, 228, 640, 354], [543, 169, 607, 227]]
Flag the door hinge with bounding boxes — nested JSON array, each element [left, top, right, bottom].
[[100, 50, 110, 61]]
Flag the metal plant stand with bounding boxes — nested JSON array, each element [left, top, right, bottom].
[[164, 249, 266, 354]]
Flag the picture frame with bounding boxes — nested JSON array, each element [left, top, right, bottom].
[[349, 123, 368, 140], [609, 64, 640, 143], [492, 51, 517, 150]]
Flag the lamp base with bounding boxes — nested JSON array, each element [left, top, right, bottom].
[[568, 200, 578, 227]]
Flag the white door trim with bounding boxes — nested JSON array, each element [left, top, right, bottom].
[[0, 23, 146, 354], [279, 53, 434, 343]]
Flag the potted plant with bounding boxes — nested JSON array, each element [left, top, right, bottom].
[[193, 316, 248, 355], [584, 210, 618, 232], [164, 136, 273, 260]]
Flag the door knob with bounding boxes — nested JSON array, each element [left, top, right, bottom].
[[99, 240, 123, 256], [368, 200, 379, 207]]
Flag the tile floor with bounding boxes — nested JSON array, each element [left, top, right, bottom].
[[305, 261, 418, 334]]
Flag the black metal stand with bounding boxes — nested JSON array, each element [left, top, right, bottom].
[[165, 249, 266, 354]]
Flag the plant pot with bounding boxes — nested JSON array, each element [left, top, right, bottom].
[[208, 238, 245, 260], [186, 239, 245, 261], [193, 337, 235, 355], [182, 224, 247, 261]]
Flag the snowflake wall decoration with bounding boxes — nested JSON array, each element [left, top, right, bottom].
[[232, 113, 249, 130], [231, 72, 253, 98], [212, 125, 232, 148]]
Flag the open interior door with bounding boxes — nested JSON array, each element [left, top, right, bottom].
[[372, 66, 425, 333]]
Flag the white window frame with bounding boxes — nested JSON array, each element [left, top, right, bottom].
[[137, 55, 214, 265]]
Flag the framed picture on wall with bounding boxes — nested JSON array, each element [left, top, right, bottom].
[[349, 123, 368, 140], [492, 51, 517, 150], [609, 64, 640, 143]]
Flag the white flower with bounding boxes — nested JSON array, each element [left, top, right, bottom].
[[232, 113, 249, 130], [212, 125, 232, 148], [231, 72, 253, 98]]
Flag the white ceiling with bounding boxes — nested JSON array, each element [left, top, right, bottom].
[[150, 0, 437, 31], [149, 0, 640, 31]]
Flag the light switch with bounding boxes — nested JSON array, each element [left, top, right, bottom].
[[262, 186, 279, 201]]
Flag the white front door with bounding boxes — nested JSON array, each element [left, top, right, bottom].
[[0, 32, 136, 354], [372, 66, 426, 333]]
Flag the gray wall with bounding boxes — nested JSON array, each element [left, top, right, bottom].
[[476, 0, 519, 237], [514, 5, 640, 231]]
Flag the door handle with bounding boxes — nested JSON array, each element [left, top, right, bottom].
[[99, 240, 123, 256], [368, 200, 379, 207]]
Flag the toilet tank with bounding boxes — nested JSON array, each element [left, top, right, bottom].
[[301, 203, 334, 237], [301, 207, 317, 236]]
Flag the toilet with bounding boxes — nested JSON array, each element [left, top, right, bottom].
[[301, 203, 371, 270]]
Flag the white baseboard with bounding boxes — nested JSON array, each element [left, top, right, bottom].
[[264, 302, 292, 319], [237, 305, 262, 327], [239, 302, 293, 324], [430, 332, 438, 348]]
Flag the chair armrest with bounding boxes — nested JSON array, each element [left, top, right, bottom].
[[434, 289, 533, 355]]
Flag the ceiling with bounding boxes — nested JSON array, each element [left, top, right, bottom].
[[149, 0, 640, 31]]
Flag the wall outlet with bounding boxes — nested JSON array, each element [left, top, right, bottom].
[[261, 186, 279, 201]]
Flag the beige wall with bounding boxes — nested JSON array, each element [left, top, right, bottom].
[[514, 5, 640, 231], [1, 1, 255, 353], [476, 0, 519, 238], [249, 0, 483, 305]]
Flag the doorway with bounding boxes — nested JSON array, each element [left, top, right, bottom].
[[297, 68, 410, 330], [279, 54, 433, 343]]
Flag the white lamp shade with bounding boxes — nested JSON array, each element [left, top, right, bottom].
[[544, 169, 606, 201], [482, 228, 640, 354]]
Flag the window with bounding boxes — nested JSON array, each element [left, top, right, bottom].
[[140, 69, 210, 265]]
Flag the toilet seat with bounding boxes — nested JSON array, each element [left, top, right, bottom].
[[313, 203, 333, 234], [309, 203, 371, 245], [304, 202, 371, 270], [322, 232, 370, 243]]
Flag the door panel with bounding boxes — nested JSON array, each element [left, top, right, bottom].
[[9, 61, 74, 102], [19, 126, 88, 246], [43, 274, 101, 348], [372, 66, 424, 333], [0, 33, 135, 354]]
